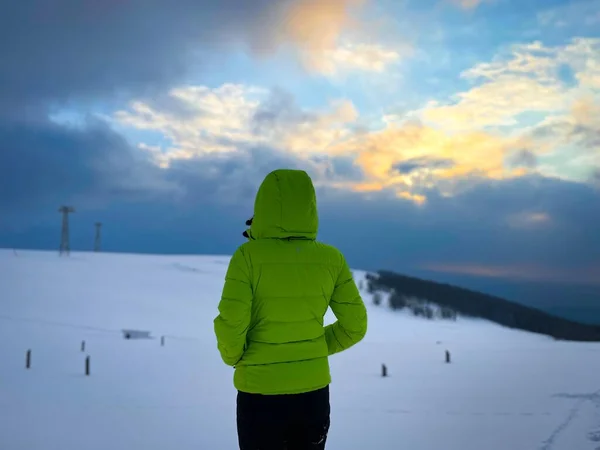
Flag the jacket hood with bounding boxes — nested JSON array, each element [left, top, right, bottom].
[[251, 169, 318, 240]]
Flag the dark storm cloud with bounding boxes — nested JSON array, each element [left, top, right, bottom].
[[0, 0, 297, 114], [421, 175, 600, 267], [0, 117, 176, 227], [392, 157, 455, 174], [316, 177, 598, 269], [164, 146, 306, 207], [157, 159, 600, 277]]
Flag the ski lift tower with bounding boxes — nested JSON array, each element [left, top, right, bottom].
[[94, 222, 102, 252], [58, 206, 75, 256]]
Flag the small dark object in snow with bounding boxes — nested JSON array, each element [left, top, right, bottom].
[[121, 329, 151, 340]]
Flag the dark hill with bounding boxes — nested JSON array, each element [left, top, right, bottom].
[[367, 270, 600, 342]]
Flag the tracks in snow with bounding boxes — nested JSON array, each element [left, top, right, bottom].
[[539, 390, 600, 450]]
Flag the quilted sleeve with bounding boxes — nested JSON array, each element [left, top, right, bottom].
[[324, 253, 368, 356], [213, 246, 253, 366]]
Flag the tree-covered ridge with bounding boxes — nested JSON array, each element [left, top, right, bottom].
[[365, 271, 600, 342]]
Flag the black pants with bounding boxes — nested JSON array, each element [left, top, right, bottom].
[[237, 386, 330, 450]]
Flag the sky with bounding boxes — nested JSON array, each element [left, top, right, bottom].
[[1, 0, 599, 303]]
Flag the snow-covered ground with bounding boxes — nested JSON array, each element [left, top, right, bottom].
[[0, 249, 599, 450]]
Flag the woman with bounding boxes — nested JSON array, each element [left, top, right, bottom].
[[214, 169, 368, 449]]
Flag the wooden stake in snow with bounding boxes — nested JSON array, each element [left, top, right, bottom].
[[81, 340, 86, 352], [85, 356, 90, 376], [381, 364, 388, 377], [445, 350, 451, 364], [161, 336, 165, 347], [25, 349, 31, 369]]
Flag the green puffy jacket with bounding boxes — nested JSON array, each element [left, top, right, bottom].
[[213, 169, 368, 395]]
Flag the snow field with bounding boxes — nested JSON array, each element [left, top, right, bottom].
[[0, 250, 599, 450]]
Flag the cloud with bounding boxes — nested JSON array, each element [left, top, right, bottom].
[[1, 0, 381, 232], [570, 98, 600, 148], [116, 73, 580, 208], [293, 37, 600, 199], [396, 191, 428, 205], [0, 0, 368, 114], [523, 97, 600, 180], [115, 84, 267, 165], [252, 95, 359, 155], [162, 146, 310, 207], [116, 84, 360, 167], [275, 0, 366, 54], [422, 38, 600, 130], [507, 149, 538, 169], [114, 37, 600, 205], [343, 121, 526, 199], [116, 82, 534, 205], [3, 104, 600, 289], [393, 157, 455, 175], [5, 121, 599, 271], [15, 1, 597, 215], [418, 38, 600, 184], [423, 44, 569, 131], [315, 42, 404, 75], [270, 0, 407, 75]]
